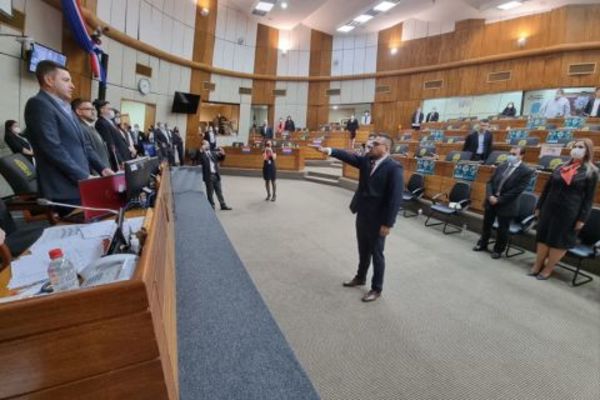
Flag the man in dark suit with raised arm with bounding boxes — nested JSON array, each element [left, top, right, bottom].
[[198, 140, 232, 211], [473, 146, 534, 259], [24, 61, 113, 211], [317, 134, 404, 302], [463, 119, 493, 161]]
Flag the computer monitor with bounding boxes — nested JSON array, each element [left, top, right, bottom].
[[124, 156, 160, 200]]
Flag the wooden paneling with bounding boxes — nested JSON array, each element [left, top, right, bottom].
[[307, 30, 332, 129], [221, 148, 305, 171], [187, 0, 218, 152], [252, 24, 279, 120]]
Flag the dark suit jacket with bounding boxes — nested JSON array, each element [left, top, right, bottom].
[[331, 149, 404, 228], [346, 119, 359, 133], [261, 126, 273, 139], [426, 112, 439, 122], [463, 130, 493, 161], [501, 107, 517, 117], [95, 117, 125, 170], [198, 150, 225, 182], [78, 120, 110, 172], [4, 131, 34, 164], [485, 162, 534, 217], [284, 120, 295, 132], [584, 98, 600, 117], [411, 112, 424, 126], [24, 90, 106, 201]]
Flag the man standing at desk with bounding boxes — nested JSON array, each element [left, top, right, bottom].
[[463, 120, 493, 162], [316, 135, 403, 302], [24, 61, 113, 211]]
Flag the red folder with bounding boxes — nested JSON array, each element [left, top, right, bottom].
[[78, 174, 127, 221]]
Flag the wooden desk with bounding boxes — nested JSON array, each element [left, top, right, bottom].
[[0, 170, 177, 399], [221, 147, 305, 170]]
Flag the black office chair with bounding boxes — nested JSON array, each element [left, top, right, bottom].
[[0, 198, 47, 270], [445, 151, 472, 163], [563, 208, 600, 286], [442, 136, 464, 144], [402, 173, 425, 218], [425, 182, 471, 234], [392, 144, 409, 155], [491, 192, 538, 258], [538, 155, 570, 171], [484, 151, 510, 165], [509, 137, 540, 146], [415, 145, 436, 158]]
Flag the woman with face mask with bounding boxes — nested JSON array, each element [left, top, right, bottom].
[[263, 140, 277, 201], [501, 102, 517, 117], [531, 138, 598, 280], [4, 120, 34, 164]]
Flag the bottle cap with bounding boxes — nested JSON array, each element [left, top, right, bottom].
[[48, 248, 63, 259]]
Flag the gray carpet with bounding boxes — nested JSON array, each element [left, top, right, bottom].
[[216, 175, 600, 400], [172, 167, 319, 400]]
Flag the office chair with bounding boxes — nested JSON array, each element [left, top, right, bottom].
[[415, 145, 436, 158], [491, 192, 538, 258], [563, 208, 600, 286], [425, 182, 471, 234], [0, 198, 47, 270], [402, 173, 425, 218], [445, 151, 473, 163], [442, 136, 464, 144], [538, 155, 570, 171], [509, 137, 540, 146], [393, 144, 409, 155], [484, 151, 510, 165]]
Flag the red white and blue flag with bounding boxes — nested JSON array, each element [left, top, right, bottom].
[[61, 0, 106, 83]]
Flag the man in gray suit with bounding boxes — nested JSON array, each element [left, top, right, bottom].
[[24, 61, 113, 209], [72, 98, 111, 170]]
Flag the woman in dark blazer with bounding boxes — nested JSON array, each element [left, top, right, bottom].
[[531, 138, 598, 279], [500, 102, 517, 117], [263, 140, 277, 202], [4, 120, 34, 164]]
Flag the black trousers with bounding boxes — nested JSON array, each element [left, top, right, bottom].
[[355, 214, 386, 293], [205, 175, 226, 209], [479, 205, 511, 253]]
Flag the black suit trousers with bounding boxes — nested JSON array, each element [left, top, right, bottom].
[[480, 205, 511, 253], [355, 214, 386, 292], [205, 175, 226, 209]]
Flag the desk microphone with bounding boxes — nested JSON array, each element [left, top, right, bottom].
[[36, 198, 120, 216]]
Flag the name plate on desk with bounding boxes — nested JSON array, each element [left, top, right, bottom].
[[281, 148, 293, 154], [312, 139, 323, 146], [241, 146, 252, 153]]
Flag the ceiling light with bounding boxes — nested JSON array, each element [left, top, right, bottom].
[[390, 47, 398, 55], [497, 1, 523, 10], [255, 1, 275, 12], [281, 2, 288, 9], [353, 14, 374, 24], [337, 25, 355, 33], [374, 1, 397, 12]]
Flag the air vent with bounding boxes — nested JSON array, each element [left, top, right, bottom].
[[326, 88, 341, 96], [568, 63, 596, 76], [135, 63, 152, 77], [273, 89, 287, 96], [376, 85, 391, 94], [487, 71, 511, 82], [239, 87, 252, 95], [203, 81, 216, 91], [424, 80, 443, 90]]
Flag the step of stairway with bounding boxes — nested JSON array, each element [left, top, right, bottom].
[[304, 174, 340, 187]]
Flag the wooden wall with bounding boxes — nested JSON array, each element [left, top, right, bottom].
[[307, 29, 333, 130], [252, 23, 279, 125], [187, 0, 218, 151], [374, 5, 600, 133]]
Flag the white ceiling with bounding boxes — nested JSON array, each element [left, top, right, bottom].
[[220, 0, 600, 35]]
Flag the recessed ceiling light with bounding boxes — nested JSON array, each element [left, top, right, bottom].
[[281, 2, 288, 9], [337, 25, 355, 33], [390, 47, 398, 55], [255, 1, 275, 12], [353, 14, 374, 24], [497, 1, 523, 10], [374, 1, 397, 12]]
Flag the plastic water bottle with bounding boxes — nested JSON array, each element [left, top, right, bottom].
[[47, 248, 80, 292]]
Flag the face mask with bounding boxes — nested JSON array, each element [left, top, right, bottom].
[[107, 110, 115, 119], [114, 117, 121, 124], [571, 147, 585, 160], [507, 155, 519, 165], [12, 127, 21, 134]]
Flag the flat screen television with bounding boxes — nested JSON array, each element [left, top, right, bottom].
[[172, 91, 200, 114], [28, 42, 67, 73]]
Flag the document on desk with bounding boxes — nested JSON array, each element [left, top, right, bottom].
[[8, 254, 49, 289]]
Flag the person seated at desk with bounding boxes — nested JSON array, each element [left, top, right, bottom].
[[4, 120, 34, 165], [426, 108, 439, 122], [584, 87, 600, 117], [500, 102, 517, 117], [284, 115, 296, 133], [463, 120, 493, 162], [24, 61, 113, 214]]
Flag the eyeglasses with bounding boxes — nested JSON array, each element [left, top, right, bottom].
[[78, 107, 95, 111]]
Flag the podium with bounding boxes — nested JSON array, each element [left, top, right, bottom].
[[0, 170, 177, 399]]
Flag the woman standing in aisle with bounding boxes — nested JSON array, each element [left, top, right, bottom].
[[263, 140, 277, 202]]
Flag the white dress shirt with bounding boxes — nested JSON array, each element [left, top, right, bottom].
[[591, 99, 600, 116], [477, 133, 486, 155], [542, 97, 571, 118]]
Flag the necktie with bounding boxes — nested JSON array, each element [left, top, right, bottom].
[[369, 159, 376, 175], [496, 166, 514, 196]]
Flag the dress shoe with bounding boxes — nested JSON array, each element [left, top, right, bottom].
[[526, 270, 539, 277], [491, 252, 501, 259], [271, 195, 276, 202], [342, 278, 365, 287], [221, 206, 233, 211], [265, 195, 271, 201], [362, 290, 381, 302], [472, 244, 487, 252], [536, 274, 550, 280]]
